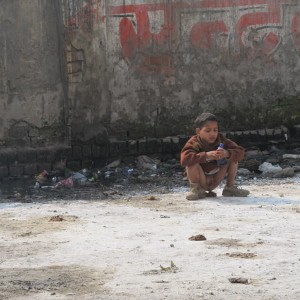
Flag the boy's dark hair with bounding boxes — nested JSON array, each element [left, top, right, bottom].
[[194, 113, 218, 128]]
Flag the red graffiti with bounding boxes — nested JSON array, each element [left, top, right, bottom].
[[110, 0, 298, 65], [191, 21, 228, 50], [64, 0, 100, 31], [236, 1, 292, 59], [292, 12, 300, 52], [111, 3, 178, 60]]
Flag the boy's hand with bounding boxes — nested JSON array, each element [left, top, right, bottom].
[[206, 150, 219, 160], [216, 148, 229, 159], [206, 149, 229, 160]]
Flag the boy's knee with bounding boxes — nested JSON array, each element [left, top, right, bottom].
[[186, 164, 203, 175], [186, 164, 201, 171]]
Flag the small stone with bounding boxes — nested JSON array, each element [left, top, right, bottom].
[[189, 234, 206, 241]]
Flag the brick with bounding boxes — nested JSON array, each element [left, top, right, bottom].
[[37, 149, 55, 162], [82, 145, 92, 157], [109, 141, 128, 157], [9, 164, 24, 177], [66, 160, 82, 171], [0, 166, 9, 178], [234, 131, 244, 136], [0, 150, 17, 165], [92, 145, 102, 158], [17, 149, 37, 163], [37, 163, 52, 173], [82, 160, 94, 169], [93, 144, 109, 158], [30, 137, 46, 147], [93, 158, 107, 169], [273, 128, 282, 135], [137, 139, 146, 154], [28, 128, 39, 137], [72, 146, 82, 159], [146, 138, 162, 154], [24, 164, 38, 175], [53, 147, 72, 161], [118, 141, 127, 154], [9, 126, 28, 138], [258, 129, 266, 136], [109, 141, 122, 156], [161, 137, 173, 154], [127, 140, 138, 155], [170, 137, 182, 153]]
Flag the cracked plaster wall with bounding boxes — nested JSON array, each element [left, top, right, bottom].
[[64, 0, 300, 142], [1, 0, 300, 150], [0, 0, 67, 147]]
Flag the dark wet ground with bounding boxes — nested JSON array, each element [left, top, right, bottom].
[[1, 149, 299, 203], [0, 171, 187, 203]]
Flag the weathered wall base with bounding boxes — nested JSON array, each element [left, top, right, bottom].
[[0, 146, 71, 179], [0, 124, 299, 179], [66, 126, 300, 170]]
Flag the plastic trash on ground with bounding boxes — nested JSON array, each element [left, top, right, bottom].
[[258, 162, 282, 174], [71, 172, 88, 185], [54, 177, 74, 188]]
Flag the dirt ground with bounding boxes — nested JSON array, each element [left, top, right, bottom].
[[0, 175, 300, 300]]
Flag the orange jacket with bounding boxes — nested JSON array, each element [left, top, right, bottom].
[[180, 133, 245, 173]]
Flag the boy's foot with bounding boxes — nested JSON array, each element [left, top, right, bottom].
[[205, 190, 217, 197], [222, 185, 250, 197], [186, 183, 206, 200]]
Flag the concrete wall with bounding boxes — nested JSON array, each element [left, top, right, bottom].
[[64, 0, 300, 142], [1, 0, 300, 149], [61, 0, 110, 144], [0, 0, 299, 175], [0, 0, 67, 147]]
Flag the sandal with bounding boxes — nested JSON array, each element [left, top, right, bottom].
[[205, 190, 217, 197]]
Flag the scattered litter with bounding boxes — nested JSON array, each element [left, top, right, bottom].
[[36, 170, 48, 183], [189, 234, 207, 241], [273, 167, 295, 178], [14, 192, 22, 199], [19, 232, 32, 237], [228, 277, 250, 284], [49, 215, 64, 222], [258, 162, 282, 174], [225, 252, 257, 259], [72, 172, 88, 185], [143, 261, 178, 276], [137, 155, 157, 170], [283, 154, 300, 159], [54, 177, 74, 188], [160, 261, 178, 273], [105, 160, 121, 168], [147, 196, 159, 201], [160, 215, 170, 218]]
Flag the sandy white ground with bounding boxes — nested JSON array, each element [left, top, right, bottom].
[[0, 179, 299, 300]]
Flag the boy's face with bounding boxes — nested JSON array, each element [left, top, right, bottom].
[[196, 121, 218, 144]]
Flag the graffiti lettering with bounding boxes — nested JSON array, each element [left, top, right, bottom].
[[236, 1, 292, 59], [191, 21, 228, 50], [110, 0, 299, 64], [110, 3, 178, 59]]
